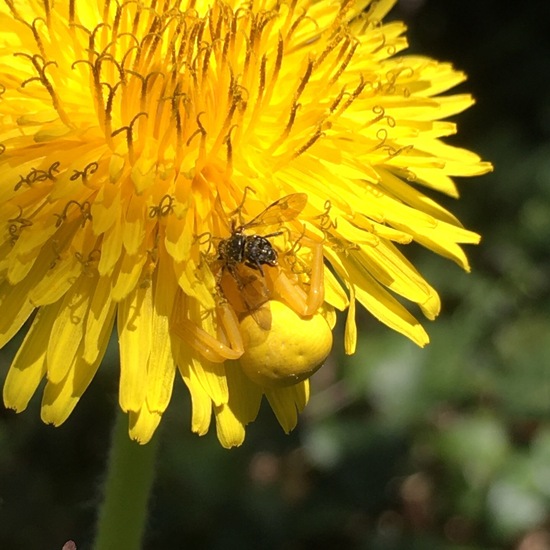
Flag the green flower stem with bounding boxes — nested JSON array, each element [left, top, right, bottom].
[[93, 410, 160, 550]]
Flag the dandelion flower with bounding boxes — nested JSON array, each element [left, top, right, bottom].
[[0, 0, 492, 448]]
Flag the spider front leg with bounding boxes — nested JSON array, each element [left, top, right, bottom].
[[269, 236, 325, 317], [170, 291, 243, 363], [215, 300, 245, 354]]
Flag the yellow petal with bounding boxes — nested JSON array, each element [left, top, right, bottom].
[[0, 278, 35, 348], [83, 276, 117, 364], [190, 356, 228, 407], [111, 251, 147, 301], [207, 324, 265, 449], [355, 242, 437, 308], [225, 361, 263, 426], [145, 253, 178, 412], [324, 267, 349, 311], [41, 344, 101, 426], [344, 284, 357, 355], [214, 403, 247, 449], [118, 284, 152, 412], [177, 345, 212, 436], [7, 223, 56, 276], [90, 184, 121, 235], [129, 406, 162, 445], [328, 248, 430, 346], [29, 254, 81, 306], [98, 219, 123, 276], [145, 310, 175, 414], [2, 303, 61, 411], [265, 381, 310, 434], [355, 283, 429, 347], [46, 274, 91, 384], [122, 194, 146, 255], [164, 207, 193, 264]]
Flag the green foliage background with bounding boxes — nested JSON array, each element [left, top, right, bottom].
[[1, 0, 549, 548]]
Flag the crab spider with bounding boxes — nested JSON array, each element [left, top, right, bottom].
[[170, 236, 325, 363]]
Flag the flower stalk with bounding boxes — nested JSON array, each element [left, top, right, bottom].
[[93, 409, 160, 550]]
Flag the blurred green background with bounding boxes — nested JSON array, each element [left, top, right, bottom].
[[2, 0, 550, 548]]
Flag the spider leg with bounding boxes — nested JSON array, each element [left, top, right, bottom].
[[269, 236, 325, 316], [216, 301, 245, 354], [170, 292, 243, 362]]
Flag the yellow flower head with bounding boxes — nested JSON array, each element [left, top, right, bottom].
[[0, 0, 492, 447]]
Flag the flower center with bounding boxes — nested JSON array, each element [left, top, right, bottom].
[[11, 0, 365, 187]]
